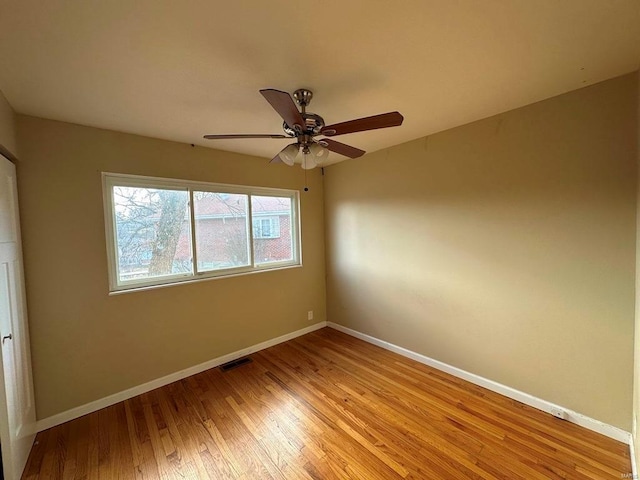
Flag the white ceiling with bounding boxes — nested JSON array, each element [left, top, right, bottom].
[[0, 0, 639, 165]]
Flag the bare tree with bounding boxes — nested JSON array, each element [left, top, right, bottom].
[[114, 187, 188, 277], [114, 189, 287, 276], [148, 190, 188, 275]]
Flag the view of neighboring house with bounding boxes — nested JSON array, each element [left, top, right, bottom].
[[114, 188, 293, 280]]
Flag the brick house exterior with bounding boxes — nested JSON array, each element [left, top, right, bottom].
[[175, 193, 293, 270]]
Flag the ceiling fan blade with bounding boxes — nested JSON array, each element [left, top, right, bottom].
[[322, 138, 366, 158], [203, 134, 288, 139], [260, 89, 305, 131], [321, 111, 404, 137]]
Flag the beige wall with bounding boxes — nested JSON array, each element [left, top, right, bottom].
[[324, 73, 637, 430], [16, 115, 326, 419], [0, 89, 17, 159]]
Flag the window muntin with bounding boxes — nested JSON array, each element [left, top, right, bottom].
[[103, 174, 300, 292]]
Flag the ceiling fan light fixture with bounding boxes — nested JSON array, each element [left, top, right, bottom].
[[280, 143, 299, 166], [309, 142, 329, 161]]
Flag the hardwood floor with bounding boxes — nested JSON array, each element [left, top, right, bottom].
[[23, 327, 631, 479]]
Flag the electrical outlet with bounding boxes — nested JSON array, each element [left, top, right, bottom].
[[308, 310, 314, 321]]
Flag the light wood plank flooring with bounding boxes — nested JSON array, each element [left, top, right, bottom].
[[23, 327, 631, 479]]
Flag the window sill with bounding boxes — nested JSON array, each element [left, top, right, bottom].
[[108, 263, 303, 296]]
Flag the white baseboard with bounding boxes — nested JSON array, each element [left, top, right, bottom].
[[37, 319, 632, 447], [36, 321, 327, 432], [327, 322, 631, 444]]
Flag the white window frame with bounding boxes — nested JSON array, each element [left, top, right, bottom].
[[102, 172, 301, 293]]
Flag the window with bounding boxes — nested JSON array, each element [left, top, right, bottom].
[[253, 217, 280, 239], [103, 173, 301, 292]]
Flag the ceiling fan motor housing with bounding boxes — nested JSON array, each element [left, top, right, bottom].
[[283, 113, 325, 137], [283, 89, 326, 139]]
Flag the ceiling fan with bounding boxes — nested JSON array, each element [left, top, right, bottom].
[[203, 89, 404, 169]]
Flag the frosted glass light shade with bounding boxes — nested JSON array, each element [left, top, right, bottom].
[[309, 143, 329, 162], [280, 143, 299, 166], [301, 154, 317, 170]]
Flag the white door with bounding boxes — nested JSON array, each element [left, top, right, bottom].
[[0, 155, 36, 480]]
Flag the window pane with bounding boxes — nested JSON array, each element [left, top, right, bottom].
[[251, 195, 293, 265], [193, 192, 250, 272], [113, 186, 192, 282]]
